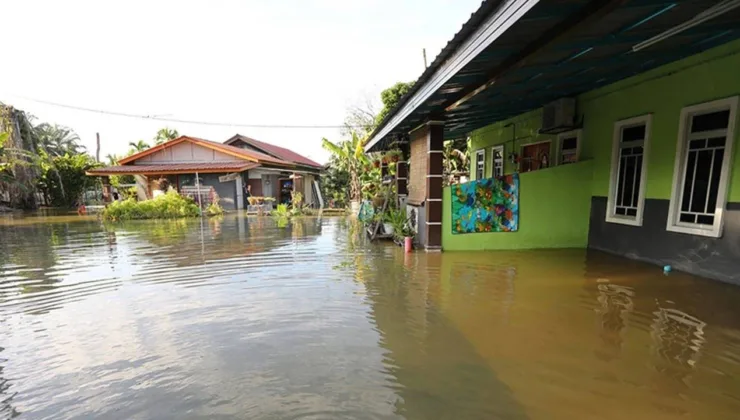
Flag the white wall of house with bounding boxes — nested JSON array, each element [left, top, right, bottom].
[[248, 169, 265, 179], [135, 142, 240, 164]]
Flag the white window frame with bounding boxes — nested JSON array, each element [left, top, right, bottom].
[[474, 149, 485, 180], [557, 129, 582, 165], [666, 96, 738, 238], [490, 145, 504, 177], [606, 114, 652, 226]]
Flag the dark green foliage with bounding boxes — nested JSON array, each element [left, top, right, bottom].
[[376, 81, 414, 126], [321, 163, 349, 208], [38, 152, 101, 207], [36, 123, 84, 156]]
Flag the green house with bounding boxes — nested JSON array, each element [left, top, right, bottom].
[[365, 0, 740, 284]]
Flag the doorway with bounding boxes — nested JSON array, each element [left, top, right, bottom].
[[279, 179, 293, 204]]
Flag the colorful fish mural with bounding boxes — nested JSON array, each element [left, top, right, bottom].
[[451, 174, 519, 234]]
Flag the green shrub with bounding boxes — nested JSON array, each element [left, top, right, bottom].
[[271, 203, 290, 217], [205, 201, 224, 217], [102, 190, 201, 221]]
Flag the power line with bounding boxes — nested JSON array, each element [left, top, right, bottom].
[[8, 95, 372, 129]]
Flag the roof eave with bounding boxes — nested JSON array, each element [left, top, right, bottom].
[[365, 0, 513, 152]]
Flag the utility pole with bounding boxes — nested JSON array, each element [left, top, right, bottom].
[[423, 48, 428, 69], [96, 132, 101, 162]]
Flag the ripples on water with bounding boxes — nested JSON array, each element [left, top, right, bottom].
[[1, 212, 740, 419]]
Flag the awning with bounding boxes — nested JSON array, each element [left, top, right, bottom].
[[87, 162, 260, 176], [366, 0, 740, 152]]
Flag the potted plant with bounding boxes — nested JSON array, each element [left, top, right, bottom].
[[386, 149, 403, 163], [372, 191, 385, 208], [384, 209, 406, 236], [401, 223, 416, 253]]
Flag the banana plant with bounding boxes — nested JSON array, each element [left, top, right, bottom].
[[321, 132, 370, 203]]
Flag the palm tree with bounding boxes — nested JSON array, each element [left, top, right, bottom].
[[105, 154, 120, 166], [321, 132, 369, 215], [154, 128, 179, 145], [128, 140, 150, 153], [35, 123, 84, 156]]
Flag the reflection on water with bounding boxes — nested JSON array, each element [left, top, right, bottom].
[[1, 214, 740, 419]]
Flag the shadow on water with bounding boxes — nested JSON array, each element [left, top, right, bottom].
[[360, 248, 528, 419], [1, 213, 740, 419]]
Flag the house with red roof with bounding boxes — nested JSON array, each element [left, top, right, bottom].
[[88, 135, 323, 210]]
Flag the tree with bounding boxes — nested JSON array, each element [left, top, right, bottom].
[[154, 128, 179, 145], [35, 123, 84, 157], [321, 132, 369, 207], [105, 154, 120, 166], [38, 152, 100, 207], [375, 81, 414, 126], [128, 140, 150, 153], [321, 158, 350, 208], [443, 139, 469, 186], [1, 105, 41, 209], [341, 92, 378, 138]]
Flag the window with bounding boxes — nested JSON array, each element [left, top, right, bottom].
[[667, 97, 737, 237], [475, 149, 485, 179], [490, 145, 504, 177], [606, 115, 652, 226], [557, 130, 581, 165], [519, 141, 550, 173]]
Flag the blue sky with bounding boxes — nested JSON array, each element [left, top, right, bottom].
[[1, 0, 481, 163]]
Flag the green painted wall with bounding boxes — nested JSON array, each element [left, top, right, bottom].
[[442, 160, 593, 251], [468, 39, 740, 200], [580, 39, 740, 201], [453, 39, 740, 251], [469, 108, 552, 180]]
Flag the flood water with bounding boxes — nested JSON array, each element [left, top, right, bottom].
[[1, 213, 740, 419]]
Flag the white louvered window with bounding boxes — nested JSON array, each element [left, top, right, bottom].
[[491, 145, 504, 177], [475, 149, 485, 180], [607, 115, 652, 226], [667, 97, 737, 237]]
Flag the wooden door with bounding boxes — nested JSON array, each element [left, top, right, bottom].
[[247, 178, 263, 196]]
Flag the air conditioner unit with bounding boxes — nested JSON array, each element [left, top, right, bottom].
[[540, 98, 576, 134]]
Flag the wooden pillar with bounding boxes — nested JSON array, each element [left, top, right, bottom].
[[425, 122, 444, 251], [396, 160, 408, 199]]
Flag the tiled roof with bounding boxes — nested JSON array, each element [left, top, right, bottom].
[[225, 134, 323, 168], [87, 162, 259, 175]]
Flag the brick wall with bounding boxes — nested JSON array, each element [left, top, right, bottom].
[[408, 127, 428, 205]]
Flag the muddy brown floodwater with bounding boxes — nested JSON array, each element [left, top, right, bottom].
[[1, 212, 740, 419]]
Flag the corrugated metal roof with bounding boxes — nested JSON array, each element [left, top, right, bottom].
[[225, 134, 323, 168], [366, 0, 740, 149], [87, 162, 259, 175]]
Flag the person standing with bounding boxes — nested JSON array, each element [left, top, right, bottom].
[[244, 183, 252, 207]]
